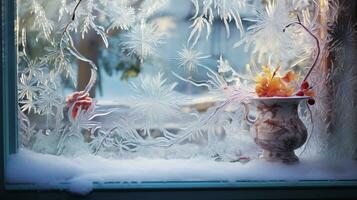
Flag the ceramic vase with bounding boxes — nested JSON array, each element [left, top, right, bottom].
[[244, 97, 308, 164]]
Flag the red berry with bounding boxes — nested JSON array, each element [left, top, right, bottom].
[[301, 81, 309, 90], [308, 98, 315, 105], [296, 91, 304, 96]]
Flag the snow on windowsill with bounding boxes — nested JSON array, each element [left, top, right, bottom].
[[6, 149, 357, 194]]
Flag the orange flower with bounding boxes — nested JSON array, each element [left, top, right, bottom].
[[255, 66, 297, 97], [282, 71, 296, 83]]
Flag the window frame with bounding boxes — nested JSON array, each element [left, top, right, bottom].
[[1, 0, 18, 191], [1, 0, 357, 198]]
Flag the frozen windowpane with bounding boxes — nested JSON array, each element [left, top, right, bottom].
[[11, 0, 357, 193]]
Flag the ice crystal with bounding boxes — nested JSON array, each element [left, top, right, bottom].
[[174, 62, 227, 99], [90, 128, 117, 155], [138, 0, 168, 19], [42, 45, 76, 86], [106, 3, 135, 31], [58, 0, 69, 22], [292, 0, 311, 10], [68, 103, 102, 132], [91, 127, 139, 155], [35, 88, 64, 117], [189, 0, 247, 46], [176, 55, 254, 101], [18, 74, 40, 101], [179, 109, 229, 145], [30, 0, 54, 41], [67, 0, 109, 47], [18, 29, 44, 80], [112, 137, 139, 154], [211, 0, 246, 36], [188, 16, 212, 47], [216, 56, 240, 85], [234, 0, 296, 67], [177, 46, 210, 72], [19, 99, 37, 114], [121, 21, 164, 62], [328, 18, 357, 54], [217, 55, 232, 73], [129, 73, 182, 127], [333, 67, 357, 109], [57, 103, 113, 155], [175, 55, 254, 127], [21, 59, 45, 80], [19, 108, 37, 147]]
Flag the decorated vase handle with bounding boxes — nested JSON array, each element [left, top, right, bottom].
[[242, 101, 256, 126]]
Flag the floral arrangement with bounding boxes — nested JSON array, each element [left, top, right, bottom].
[[255, 66, 315, 102], [255, 66, 297, 97]]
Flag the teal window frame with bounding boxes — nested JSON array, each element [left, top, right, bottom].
[[1, 0, 357, 199], [1, 0, 18, 190]]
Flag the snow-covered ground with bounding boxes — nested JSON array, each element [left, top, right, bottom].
[[6, 149, 357, 194]]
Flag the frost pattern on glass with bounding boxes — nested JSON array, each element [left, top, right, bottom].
[[121, 21, 165, 62], [17, 0, 357, 160], [189, 0, 247, 46]]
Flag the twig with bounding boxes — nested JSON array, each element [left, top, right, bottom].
[[62, 0, 82, 36], [72, 0, 82, 20], [271, 66, 280, 81], [59, 0, 98, 98], [283, 14, 321, 83]]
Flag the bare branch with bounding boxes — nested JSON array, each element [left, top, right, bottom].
[[283, 14, 321, 83]]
